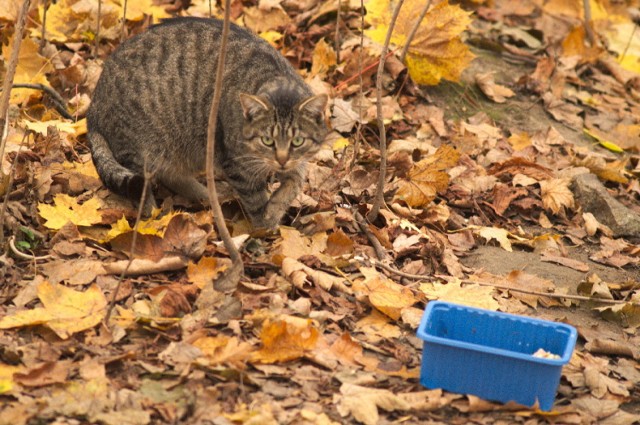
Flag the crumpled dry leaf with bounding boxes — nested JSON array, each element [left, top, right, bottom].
[[282, 257, 352, 294], [337, 383, 410, 425], [475, 72, 515, 103]]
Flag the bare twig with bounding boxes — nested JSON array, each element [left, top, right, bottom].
[[367, 0, 404, 222], [121, 0, 128, 42], [335, 0, 342, 64], [354, 210, 388, 261], [399, 0, 431, 63], [94, 0, 102, 57], [0, 0, 31, 182], [9, 236, 52, 261], [374, 261, 634, 306], [9, 83, 71, 119], [40, 0, 48, 53], [349, 0, 365, 170], [104, 165, 152, 324], [583, 0, 595, 46], [0, 131, 28, 245], [203, 0, 243, 294]]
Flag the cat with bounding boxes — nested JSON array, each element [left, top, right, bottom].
[[87, 17, 328, 229]]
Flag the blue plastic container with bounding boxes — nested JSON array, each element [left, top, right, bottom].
[[417, 301, 577, 411]]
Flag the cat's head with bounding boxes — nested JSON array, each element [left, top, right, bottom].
[[239, 90, 328, 173]]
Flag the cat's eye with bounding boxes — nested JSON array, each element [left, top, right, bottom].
[[261, 136, 275, 147], [291, 136, 305, 147]]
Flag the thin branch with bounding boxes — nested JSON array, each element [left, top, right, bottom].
[[104, 164, 152, 324], [367, 0, 404, 222], [583, 0, 595, 46], [374, 261, 635, 306], [399, 0, 431, 63], [203, 0, 243, 294], [0, 0, 31, 179], [10, 83, 71, 119], [94, 0, 102, 57], [40, 0, 48, 53], [121, 0, 128, 42], [9, 236, 51, 261], [0, 132, 28, 245], [335, 0, 341, 64], [349, 0, 365, 170], [354, 210, 388, 261]]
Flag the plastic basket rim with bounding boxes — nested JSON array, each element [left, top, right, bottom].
[[417, 301, 578, 365]]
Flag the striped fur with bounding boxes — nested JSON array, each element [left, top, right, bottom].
[[87, 17, 328, 228]]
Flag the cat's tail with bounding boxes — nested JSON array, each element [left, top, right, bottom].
[[89, 131, 145, 201]]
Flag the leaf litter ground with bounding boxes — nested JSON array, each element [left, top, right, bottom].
[[1, 0, 640, 424]]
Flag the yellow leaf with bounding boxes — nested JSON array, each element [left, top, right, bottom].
[[38, 0, 121, 43], [475, 226, 513, 251], [394, 145, 460, 207], [23, 119, 78, 136], [251, 319, 319, 364], [187, 256, 227, 289], [420, 279, 499, 310], [0, 281, 107, 339], [606, 22, 640, 74], [311, 38, 337, 78], [332, 137, 350, 151], [540, 178, 575, 215], [115, 0, 171, 22], [355, 267, 416, 320], [104, 210, 179, 241], [0, 363, 23, 394], [38, 194, 103, 229], [2, 37, 54, 104], [259, 30, 283, 46], [366, 0, 474, 85]]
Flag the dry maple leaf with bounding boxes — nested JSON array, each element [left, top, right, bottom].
[[187, 256, 228, 289], [355, 268, 417, 320], [420, 279, 499, 311], [366, 0, 475, 85], [311, 38, 337, 78], [394, 144, 460, 208], [0, 281, 107, 339], [193, 335, 254, 369], [540, 178, 575, 214], [251, 319, 320, 364], [38, 194, 103, 230]]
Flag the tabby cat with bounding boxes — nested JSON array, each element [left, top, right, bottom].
[[88, 17, 328, 229]]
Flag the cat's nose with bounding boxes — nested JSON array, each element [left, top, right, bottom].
[[276, 150, 288, 167]]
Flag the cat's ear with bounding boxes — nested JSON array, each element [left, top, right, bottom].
[[239, 93, 271, 120], [297, 94, 328, 120]]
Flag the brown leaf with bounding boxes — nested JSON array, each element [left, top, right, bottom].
[[394, 145, 460, 207], [251, 319, 320, 364], [475, 72, 515, 103]]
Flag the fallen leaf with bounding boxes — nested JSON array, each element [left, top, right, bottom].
[[2, 37, 54, 104], [311, 38, 337, 78], [540, 178, 575, 214], [475, 72, 515, 103], [251, 319, 320, 364], [0, 281, 107, 339], [337, 383, 410, 425], [38, 194, 103, 229], [394, 145, 460, 207], [420, 279, 499, 310], [366, 0, 475, 85], [193, 335, 254, 369], [187, 256, 228, 289]]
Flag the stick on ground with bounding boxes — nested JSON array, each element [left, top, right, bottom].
[[367, 0, 405, 222]]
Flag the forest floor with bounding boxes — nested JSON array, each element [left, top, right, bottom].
[[1, 0, 640, 424]]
